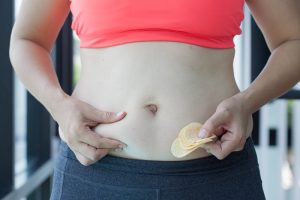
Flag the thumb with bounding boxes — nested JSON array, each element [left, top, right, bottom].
[[198, 111, 226, 139], [93, 110, 127, 124], [102, 111, 127, 123]]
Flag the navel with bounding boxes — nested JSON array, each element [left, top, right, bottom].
[[144, 103, 158, 115]]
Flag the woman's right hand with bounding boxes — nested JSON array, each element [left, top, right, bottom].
[[51, 95, 127, 166]]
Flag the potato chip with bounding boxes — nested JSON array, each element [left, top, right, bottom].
[[171, 138, 200, 158], [178, 122, 200, 138], [178, 138, 198, 150], [171, 122, 217, 158], [179, 122, 216, 146], [180, 136, 216, 150]]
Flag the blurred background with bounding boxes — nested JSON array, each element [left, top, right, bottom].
[[1, 0, 300, 199]]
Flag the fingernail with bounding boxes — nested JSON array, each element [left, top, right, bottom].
[[114, 147, 123, 152], [198, 128, 207, 138], [119, 144, 127, 149], [116, 112, 125, 117]]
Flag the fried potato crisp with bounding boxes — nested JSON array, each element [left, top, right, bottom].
[[171, 122, 216, 158]]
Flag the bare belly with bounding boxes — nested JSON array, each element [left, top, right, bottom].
[[70, 41, 252, 161]]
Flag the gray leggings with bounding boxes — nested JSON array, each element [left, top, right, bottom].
[[50, 137, 266, 200]]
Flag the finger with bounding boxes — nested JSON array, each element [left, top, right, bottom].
[[58, 125, 67, 142], [201, 139, 234, 160], [78, 128, 125, 149], [223, 125, 245, 151], [201, 139, 222, 155], [73, 150, 95, 166], [233, 145, 245, 152], [86, 108, 127, 124], [72, 141, 110, 161], [201, 131, 245, 160], [230, 126, 246, 152], [215, 126, 226, 136], [67, 144, 95, 166], [198, 111, 227, 139]]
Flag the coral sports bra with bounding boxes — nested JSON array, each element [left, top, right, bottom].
[[69, 0, 245, 49]]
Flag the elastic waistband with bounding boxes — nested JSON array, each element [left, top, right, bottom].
[[59, 137, 257, 175]]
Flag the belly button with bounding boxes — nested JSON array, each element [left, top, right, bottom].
[[144, 104, 158, 115]]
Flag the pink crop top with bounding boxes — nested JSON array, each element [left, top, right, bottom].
[[69, 0, 245, 49]]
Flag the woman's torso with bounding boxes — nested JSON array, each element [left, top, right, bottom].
[[70, 41, 253, 161]]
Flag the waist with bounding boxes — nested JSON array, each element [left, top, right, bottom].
[[58, 136, 257, 179], [70, 42, 242, 161]]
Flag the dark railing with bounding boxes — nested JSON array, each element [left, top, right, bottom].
[[0, 0, 14, 198], [2, 160, 53, 200]]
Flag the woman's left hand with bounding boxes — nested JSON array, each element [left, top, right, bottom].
[[197, 93, 253, 160]]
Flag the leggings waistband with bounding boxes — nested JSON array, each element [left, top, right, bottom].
[[59, 137, 257, 176], [53, 136, 265, 199]]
